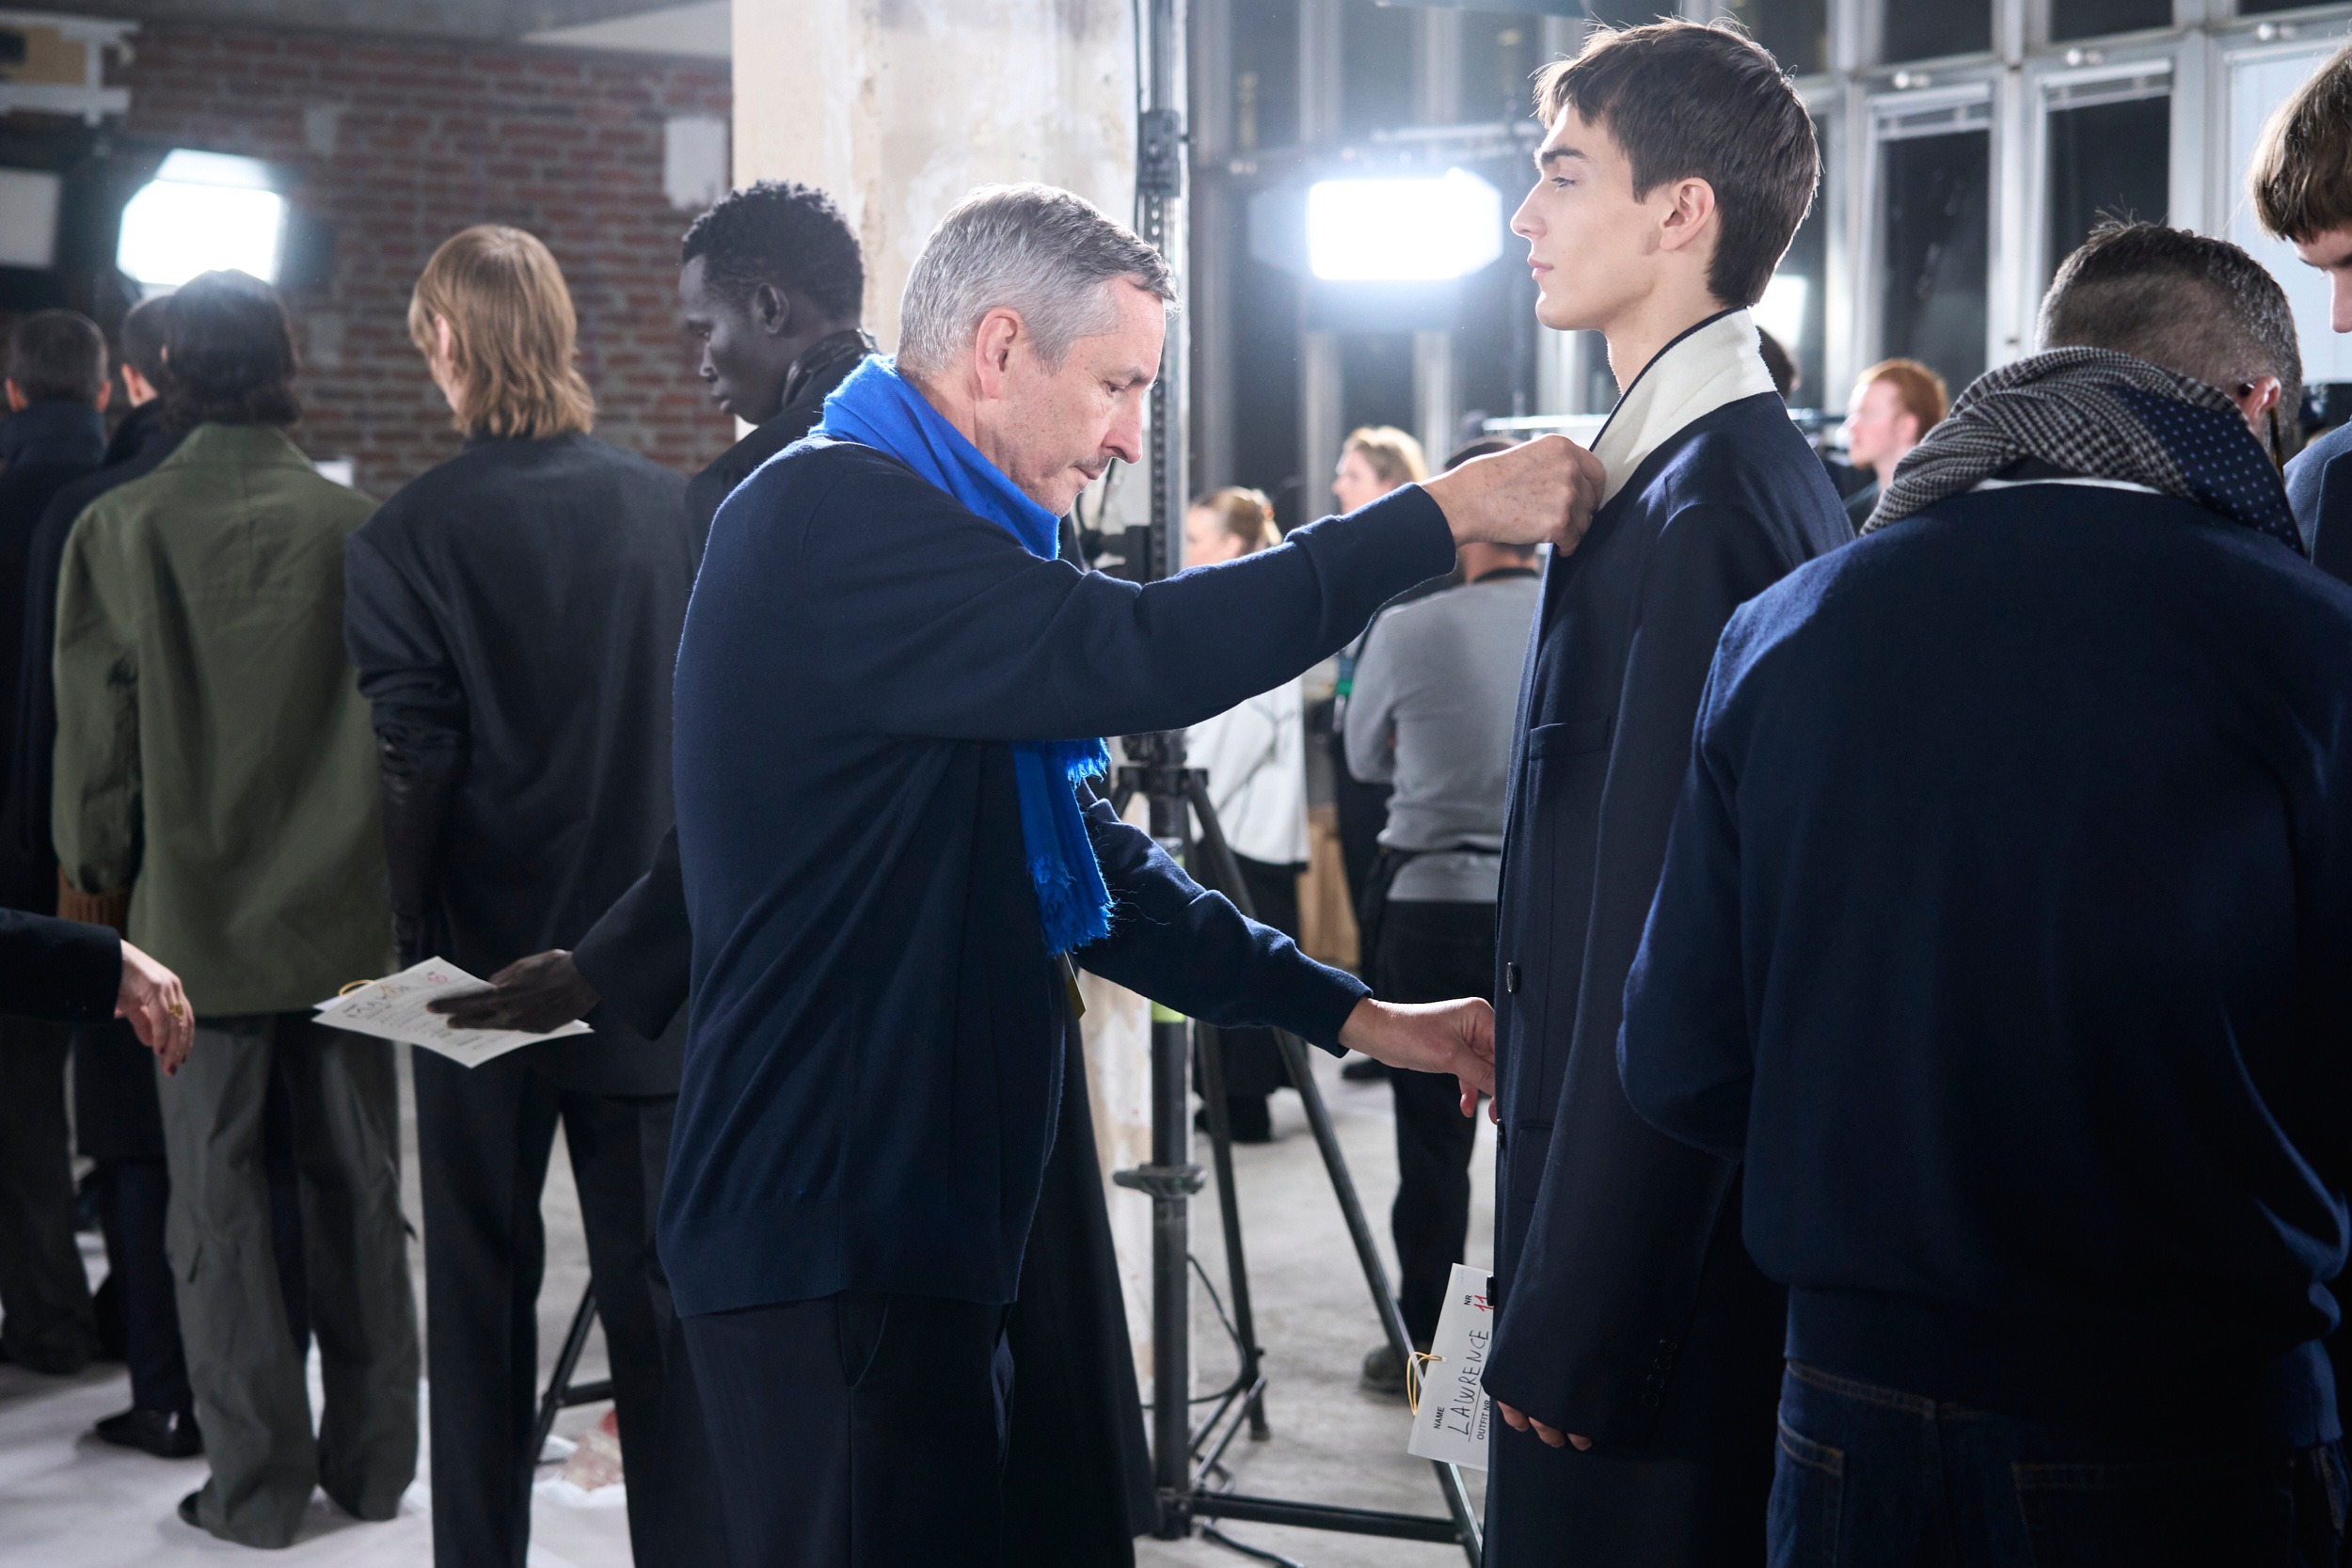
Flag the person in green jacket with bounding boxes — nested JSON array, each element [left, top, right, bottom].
[[51, 269, 419, 1550]]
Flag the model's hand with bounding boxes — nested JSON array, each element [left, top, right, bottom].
[[118, 938, 193, 1076], [1421, 435, 1606, 554], [1335, 996, 1494, 1111], [428, 949, 601, 1033], [1497, 1401, 1591, 1451]]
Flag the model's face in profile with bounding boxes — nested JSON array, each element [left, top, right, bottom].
[[679, 255, 785, 424], [1331, 448, 1390, 514], [984, 279, 1164, 517], [1843, 378, 1916, 470], [1512, 109, 1660, 336], [2294, 227, 2352, 336], [1184, 506, 1248, 567]]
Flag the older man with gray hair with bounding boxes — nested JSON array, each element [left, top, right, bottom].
[[664, 182, 1600, 1566]]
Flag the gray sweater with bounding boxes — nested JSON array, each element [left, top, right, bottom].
[[1343, 568, 1541, 902]]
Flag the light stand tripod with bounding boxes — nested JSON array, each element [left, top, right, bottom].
[[1107, 726, 1484, 1565], [1110, 2, 1481, 1559]]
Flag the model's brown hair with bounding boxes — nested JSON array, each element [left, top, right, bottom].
[[1192, 486, 1279, 553], [1343, 426, 1428, 488], [1533, 20, 1819, 308], [408, 225, 595, 439], [2250, 43, 2352, 244], [1856, 358, 1948, 433]]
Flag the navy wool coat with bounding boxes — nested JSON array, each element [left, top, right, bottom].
[[1481, 390, 1850, 1566]]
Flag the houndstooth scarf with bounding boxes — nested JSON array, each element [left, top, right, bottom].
[[1863, 348, 2303, 557]]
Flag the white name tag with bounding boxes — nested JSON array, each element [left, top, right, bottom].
[[1406, 1261, 1494, 1471]]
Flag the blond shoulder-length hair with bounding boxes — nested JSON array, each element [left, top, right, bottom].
[[408, 225, 596, 439]]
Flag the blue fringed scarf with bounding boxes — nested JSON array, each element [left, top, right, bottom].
[[811, 355, 1114, 954]]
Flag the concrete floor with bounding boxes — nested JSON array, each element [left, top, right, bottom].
[[0, 1041, 1492, 1568]]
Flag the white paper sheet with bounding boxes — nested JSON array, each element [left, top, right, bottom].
[[1406, 1261, 1494, 1470], [313, 958, 590, 1067]]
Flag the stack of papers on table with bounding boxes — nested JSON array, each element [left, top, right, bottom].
[[315, 958, 590, 1068]]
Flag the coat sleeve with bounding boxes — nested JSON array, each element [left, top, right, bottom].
[[50, 508, 141, 898], [342, 529, 467, 961], [782, 455, 1457, 744], [1073, 793, 1366, 1051], [570, 824, 691, 1040], [1482, 501, 1789, 1447], [0, 909, 119, 1022], [1615, 647, 1755, 1161]]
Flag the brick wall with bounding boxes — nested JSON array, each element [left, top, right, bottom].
[[115, 24, 736, 498]]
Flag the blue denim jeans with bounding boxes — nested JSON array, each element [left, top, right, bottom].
[[1770, 1360, 2348, 1567]]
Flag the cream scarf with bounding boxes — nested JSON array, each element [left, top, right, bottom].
[[1589, 309, 1780, 507]]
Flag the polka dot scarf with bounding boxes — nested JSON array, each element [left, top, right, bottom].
[[1861, 348, 2303, 557]]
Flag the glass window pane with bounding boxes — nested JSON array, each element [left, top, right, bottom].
[[1763, 115, 1832, 410], [2044, 95, 2169, 285], [1729, 0, 1830, 77], [2236, 0, 2311, 13], [1232, 0, 1299, 150], [1879, 128, 1991, 394], [1459, 14, 1548, 125], [1883, 0, 1990, 62], [2050, 0, 2171, 43], [1341, 1, 1415, 137]]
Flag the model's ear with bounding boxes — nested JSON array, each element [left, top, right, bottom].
[[752, 281, 794, 339], [970, 307, 1022, 402], [1656, 175, 1720, 260]]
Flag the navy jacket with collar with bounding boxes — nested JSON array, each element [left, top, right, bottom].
[[664, 437, 1454, 1316], [1480, 388, 1849, 1565], [1622, 481, 2352, 1446]]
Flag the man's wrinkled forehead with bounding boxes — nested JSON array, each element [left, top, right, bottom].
[[1069, 280, 1166, 388]]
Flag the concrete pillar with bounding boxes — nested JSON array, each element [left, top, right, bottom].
[[731, 0, 1157, 1376], [1412, 8, 1459, 463], [1296, 0, 1342, 512]]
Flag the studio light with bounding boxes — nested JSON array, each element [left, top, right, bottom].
[[1306, 168, 1503, 282], [117, 150, 286, 289], [1756, 273, 1809, 350]]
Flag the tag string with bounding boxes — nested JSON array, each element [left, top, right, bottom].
[[1406, 1349, 1444, 1416]]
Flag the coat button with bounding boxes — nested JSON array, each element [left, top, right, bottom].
[[1504, 962, 1520, 994]]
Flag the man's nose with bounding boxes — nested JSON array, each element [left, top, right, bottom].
[[1106, 403, 1145, 465], [1510, 186, 1541, 241]]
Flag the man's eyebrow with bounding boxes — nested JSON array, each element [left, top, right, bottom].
[[1536, 145, 1587, 171]]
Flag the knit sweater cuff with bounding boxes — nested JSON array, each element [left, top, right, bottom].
[[56, 875, 130, 936]]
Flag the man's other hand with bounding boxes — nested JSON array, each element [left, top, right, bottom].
[[1336, 996, 1495, 1111], [1421, 434, 1606, 555], [428, 949, 601, 1034], [1497, 1401, 1592, 1451], [118, 938, 193, 1076]]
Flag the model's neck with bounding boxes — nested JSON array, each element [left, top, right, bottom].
[[1601, 287, 1733, 394]]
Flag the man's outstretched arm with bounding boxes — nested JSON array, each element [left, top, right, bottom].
[[1073, 794, 1492, 1101]]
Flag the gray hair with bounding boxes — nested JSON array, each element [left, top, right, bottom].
[[896, 183, 1174, 382]]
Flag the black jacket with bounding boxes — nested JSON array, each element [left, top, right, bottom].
[[0, 908, 117, 1020], [572, 331, 868, 1038], [0, 412, 103, 911], [344, 432, 692, 1096], [1479, 392, 1849, 1565], [1625, 483, 2351, 1445], [663, 442, 1443, 1315], [6, 402, 181, 914]]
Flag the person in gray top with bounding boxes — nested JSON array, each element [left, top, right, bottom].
[[1343, 436, 1543, 1392]]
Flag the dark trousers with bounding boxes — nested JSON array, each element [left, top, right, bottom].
[[412, 1049, 671, 1568], [1204, 854, 1302, 1130], [684, 1292, 1012, 1568], [1772, 1360, 2348, 1566], [1373, 900, 1493, 1345], [0, 1015, 98, 1371], [92, 1160, 189, 1415]]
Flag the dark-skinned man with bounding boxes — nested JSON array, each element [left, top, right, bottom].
[[429, 182, 1158, 1565]]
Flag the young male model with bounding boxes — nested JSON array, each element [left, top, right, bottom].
[[1478, 22, 1851, 1565]]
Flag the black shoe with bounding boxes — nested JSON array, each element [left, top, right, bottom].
[[177, 1490, 202, 1528], [1340, 1053, 1388, 1083], [1362, 1338, 1430, 1399], [97, 1406, 203, 1459], [1194, 1098, 1275, 1144]]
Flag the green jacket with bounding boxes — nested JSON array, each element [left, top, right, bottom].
[[52, 423, 393, 1016]]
